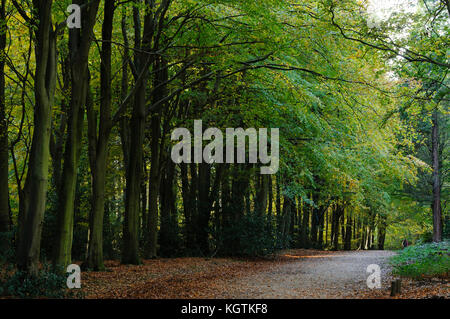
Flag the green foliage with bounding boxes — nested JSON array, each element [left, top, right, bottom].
[[103, 201, 122, 260], [390, 242, 450, 279], [40, 199, 58, 261], [216, 212, 277, 257], [238, 212, 278, 257], [418, 231, 434, 244], [159, 214, 183, 258], [0, 229, 15, 264], [444, 217, 450, 240], [0, 264, 81, 299]]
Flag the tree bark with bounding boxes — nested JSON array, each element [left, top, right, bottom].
[[325, 208, 328, 247], [310, 203, 319, 246], [431, 110, 442, 242], [256, 175, 269, 215], [230, 165, 247, 252], [0, 0, 10, 248], [267, 175, 273, 220], [85, 0, 114, 270], [122, 3, 147, 265], [318, 206, 324, 248], [219, 165, 231, 253], [49, 57, 69, 190], [181, 162, 195, 250], [197, 163, 211, 255], [16, 0, 56, 276], [54, 0, 101, 269], [123, 0, 171, 264], [159, 160, 176, 256], [145, 54, 168, 258], [332, 204, 341, 250], [301, 198, 310, 248], [146, 113, 162, 258], [344, 211, 352, 250], [378, 215, 387, 250]]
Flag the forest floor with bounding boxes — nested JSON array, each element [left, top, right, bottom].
[[81, 249, 449, 299]]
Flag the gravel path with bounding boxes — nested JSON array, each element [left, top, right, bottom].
[[213, 250, 397, 299], [83, 249, 400, 299], [83, 249, 447, 299]]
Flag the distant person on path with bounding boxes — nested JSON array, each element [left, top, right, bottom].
[[401, 239, 409, 249]]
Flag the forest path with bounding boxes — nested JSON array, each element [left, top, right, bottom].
[[83, 249, 398, 299], [207, 249, 396, 298]]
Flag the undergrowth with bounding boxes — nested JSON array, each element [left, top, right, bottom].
[[390, 241, 450, 279]]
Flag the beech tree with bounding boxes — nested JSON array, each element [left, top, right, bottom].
[[0, 0, 9, 250], [14, 0, 56, 275]]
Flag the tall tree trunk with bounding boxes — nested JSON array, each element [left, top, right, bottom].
[[256, 175, 269, 215], [310, 208, 318, 246], [301, 198, 310, 248], [431, 110, 442, 242], [119, 5, 131, 176], [310, 190, 320, 246], [145, 54, 168, 258], [141, 163, 148, 242], [244, 175, 251, 215], [231, 165, 247, 252], [344, 211, 352, 250], [0, 0, 10, 248], [85, 0, 114, 270], [341, 210, 346, 247], [281, 196, 293, 247], [53, 80, 85, 268], [318, 207, 324, 248], [368, 227, 374, 250], [290, 200, 295, 238], [364, 226, 370, 250], [197, 163, 211, 255], [123, 3, 149, 265], [146, 114, 162, 258], [159, 159, 176, 256], [332, 204, 341, 250], [267, 177, 274, 245], [189, 163, 199, 251], [220, 165, 231, 253], [359, 221, 366, 250], [325, 208, 328, 247], [16, 0, 56, 276], [378, 215, 386, 250], [181, 162, 194, 250], [54, 0, 100, 269], [267, 175, 273, 223], [123, 86, 145, 264], [49, 57, 69, 190], [122, 0, 171, 264], [331, 205, 335, 246], [275, 175, 281, 219]]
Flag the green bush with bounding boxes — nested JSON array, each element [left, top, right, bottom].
[[418, 231, 433, 243], [444, 217, 450, 240], [0, 263, 80, 299], [216, 212, 277, 257], [390, 241, 450, 279], [159, 213, 183, 258], [239, 212, 277, 256], [0, 230, 15, 264]]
